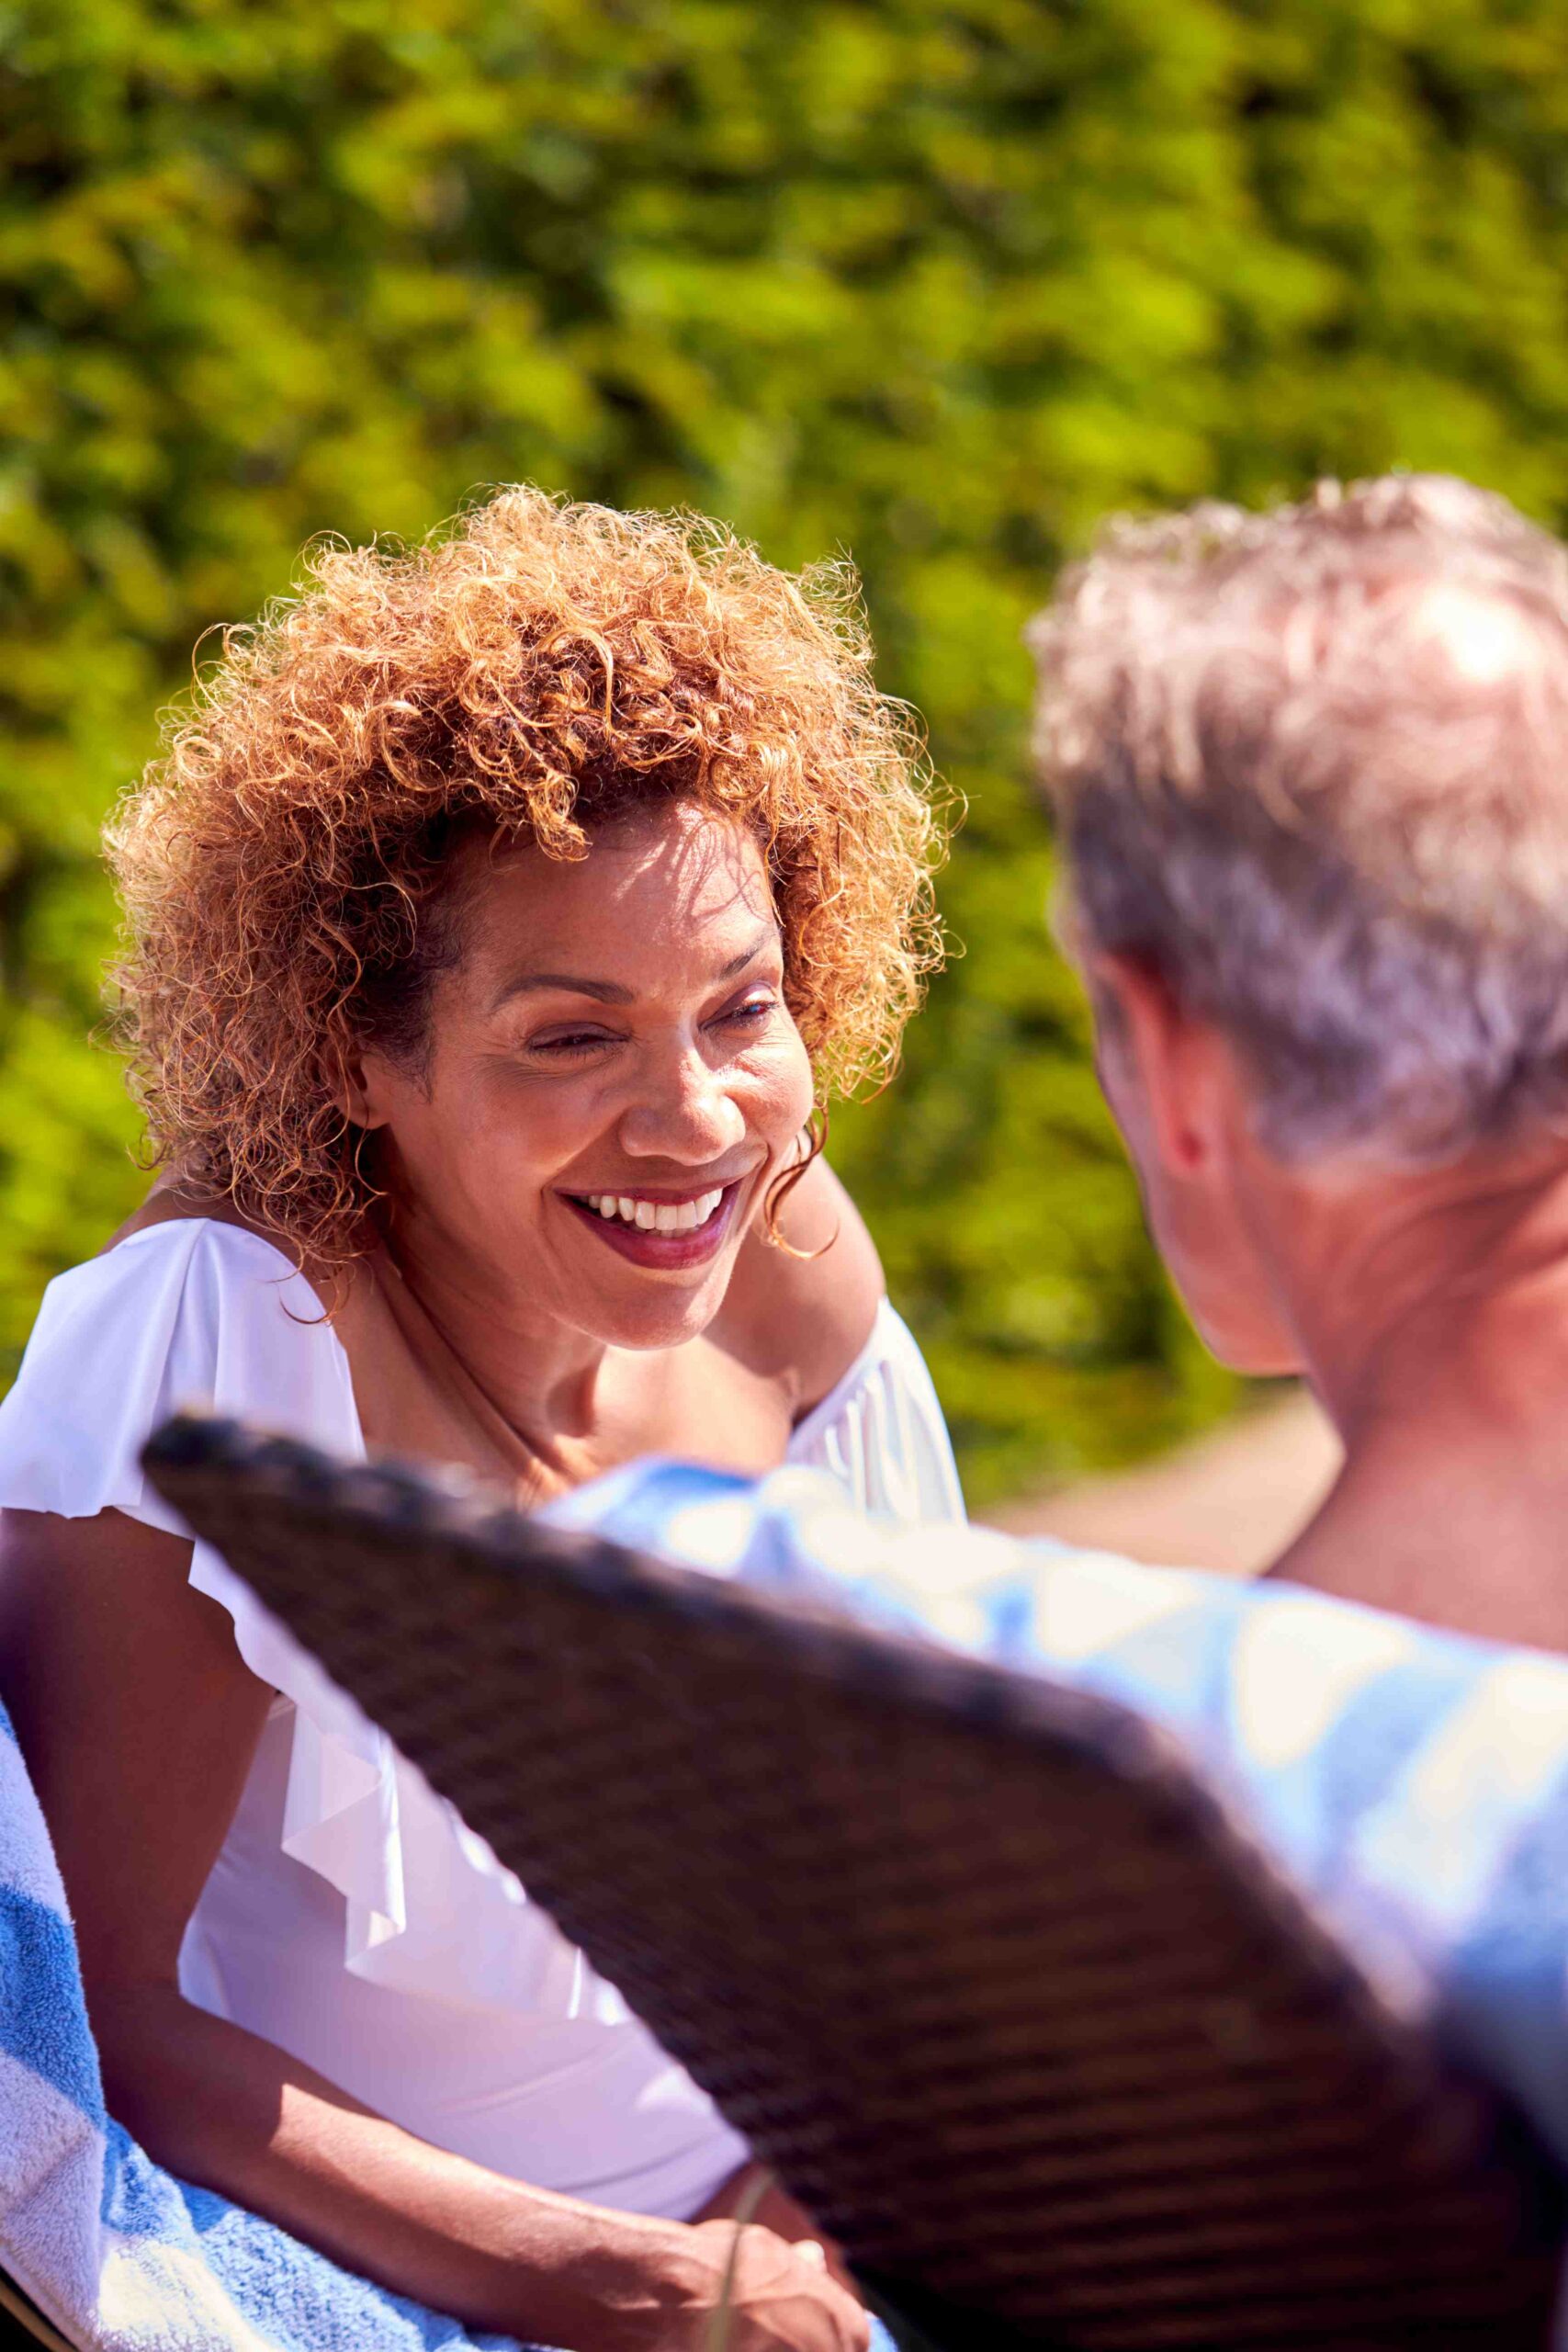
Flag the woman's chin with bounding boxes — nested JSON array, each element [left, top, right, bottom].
[[577, 1269, 735, 1354], [557, 1197, 758, 1351]]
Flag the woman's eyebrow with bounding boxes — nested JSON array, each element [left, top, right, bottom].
[[489, 930, 778, 1013], [491, 971, 635, 1009], [717, 927, 778, 978]]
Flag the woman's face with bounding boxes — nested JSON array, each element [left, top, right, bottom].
[[354, 802, 816, 1351]]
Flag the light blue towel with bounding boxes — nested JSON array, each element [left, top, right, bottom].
[[0, 1695, 533, 2350], [0, 1692, 897, 2351], [552, 1457, 1568, 2187]]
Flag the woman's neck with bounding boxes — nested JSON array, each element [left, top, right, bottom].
[[1268, 1152, 1568, 1651], [378, 1204, 613, 1460]]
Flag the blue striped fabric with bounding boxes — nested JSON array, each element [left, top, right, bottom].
[[553, 1457, 1568, 2193], [0, 1683, 900, 2352], [0, 1700, 528, 2350]]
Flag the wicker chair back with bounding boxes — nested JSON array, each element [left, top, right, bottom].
[[145, 1417, 1565, 2350]]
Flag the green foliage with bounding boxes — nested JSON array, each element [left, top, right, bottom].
[[5, 0, 1568, 1491]]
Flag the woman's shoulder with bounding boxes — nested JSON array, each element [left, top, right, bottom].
[[715, 1157, 886, 1418], [34, 1206, 305, 1342], [0, 1201, 359, 1532], [106, 1178, 303, 1265], [716, 1161, 966, 1523], [88, 1185, 360, 1340], [73, 1201, 321, 1343]]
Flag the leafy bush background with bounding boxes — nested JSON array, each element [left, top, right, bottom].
[[5, 0, 1568, 1498]]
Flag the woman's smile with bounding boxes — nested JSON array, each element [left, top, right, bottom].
[[559, 1178, 750, 1271], [344, 803, 823, 1354]]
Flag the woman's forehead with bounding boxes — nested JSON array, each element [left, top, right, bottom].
[[457, 803, 778, 989]]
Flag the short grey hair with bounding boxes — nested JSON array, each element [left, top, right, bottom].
[[1029, 474, 1568, 1159]]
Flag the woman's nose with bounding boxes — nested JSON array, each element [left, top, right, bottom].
[[617, 1051, 747, 1162]]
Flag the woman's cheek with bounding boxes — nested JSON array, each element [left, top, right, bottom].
[[744, 1031, 814, 1147], [472, 1069, 595, 1183]]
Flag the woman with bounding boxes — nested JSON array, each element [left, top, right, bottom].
[[0, 492, 959, 2351]]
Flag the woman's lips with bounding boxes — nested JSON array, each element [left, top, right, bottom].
[[560, 1182, 742, 1271]]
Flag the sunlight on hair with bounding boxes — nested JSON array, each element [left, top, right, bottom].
[[107, 489, 950, 1268], [1030, 473, 1568, 1160], [1419, 582, 1537, 685]]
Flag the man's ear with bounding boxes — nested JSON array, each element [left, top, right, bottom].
[[1089, 952, 1219, 1179]]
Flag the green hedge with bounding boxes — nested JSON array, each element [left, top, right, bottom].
[[6, 0, 1568, 1497]]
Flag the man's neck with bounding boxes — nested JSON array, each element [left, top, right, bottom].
[[1267, 1151, 1568, 1651]]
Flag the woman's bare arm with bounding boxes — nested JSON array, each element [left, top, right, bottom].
[[0, 1507, 865, 2352]]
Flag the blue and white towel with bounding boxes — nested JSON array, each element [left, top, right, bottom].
[[0, 1697, 529, 2352], [554, 1458, 1568, 2186], [0, 1694, 897, 2351]]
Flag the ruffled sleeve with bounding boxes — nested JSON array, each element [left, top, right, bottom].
[[0, 1222, 359, 1527], [786, 1297, 965, 1525], [0, 1224, 409, 1965]]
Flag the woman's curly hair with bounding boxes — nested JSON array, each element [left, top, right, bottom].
[[107, 488, 946, 1269]]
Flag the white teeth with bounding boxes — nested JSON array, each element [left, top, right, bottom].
[[581, 1186, 728, 1231]]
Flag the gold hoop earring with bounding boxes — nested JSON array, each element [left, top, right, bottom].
[[349, 1124, 387, 1215], [762, 1108, 838, 1261]]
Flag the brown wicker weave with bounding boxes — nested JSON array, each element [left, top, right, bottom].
[[146, 1414, 1566, 2351]]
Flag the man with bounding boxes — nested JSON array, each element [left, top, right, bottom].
[[1027, 471, 1568, 1651]]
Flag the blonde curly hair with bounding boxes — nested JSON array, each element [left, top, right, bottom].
[[108, 489, 945, 1267]]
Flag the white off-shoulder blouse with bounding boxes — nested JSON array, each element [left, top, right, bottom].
[[0, 1218, 964, 2221]]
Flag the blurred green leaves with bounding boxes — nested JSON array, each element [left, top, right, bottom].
[[5, 0, 1568, 1490]]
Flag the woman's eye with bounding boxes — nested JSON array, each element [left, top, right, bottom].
[[714, 994, 776, 1031], [528, 1030, 619, 1057]]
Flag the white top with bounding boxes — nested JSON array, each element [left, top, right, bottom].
[[0, 1218, 964, 2219]]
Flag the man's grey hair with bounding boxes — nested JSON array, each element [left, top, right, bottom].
[[1029, 473, 1568, 1159]]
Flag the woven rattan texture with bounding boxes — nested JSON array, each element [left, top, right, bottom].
[[147, 1418, 1563, 2350]]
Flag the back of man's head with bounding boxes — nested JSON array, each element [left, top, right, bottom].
[[1030, 475, 1568, 1159]]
